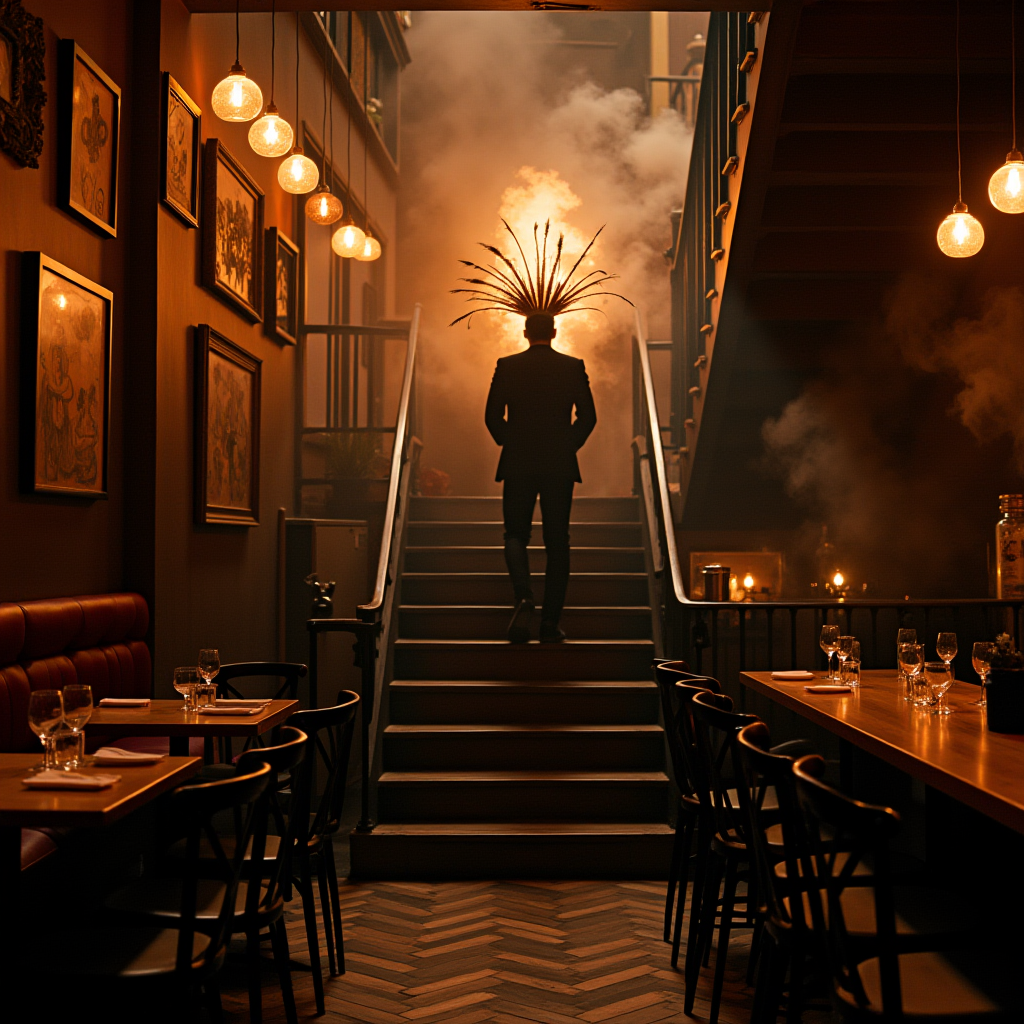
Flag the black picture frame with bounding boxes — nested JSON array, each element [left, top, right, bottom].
[[0, 0, 46, 169], [202, 139, 264, 323], [264, 227, 299, 345], [194, 324, 262, 527], [21, 252, 113, 499], [57, 39, 121, 238], [161, 73, 201, 228]]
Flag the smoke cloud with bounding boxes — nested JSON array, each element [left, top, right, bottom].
[[397, 13, 692, 495]]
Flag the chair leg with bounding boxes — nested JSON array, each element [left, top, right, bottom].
[[784, 937, 804, 1024], [664, 815, 686, 942], [709, 858, 739, 1024], [315, 854, 338, 977], [674, 818, 703, 969], [246, 926, 264, 1024], [202, 977, 224, 1024], [270, 918, 299, 1024], [699, 856, 724, 969], [324, 838, 346, 974], [297, 864, 326, 1015], [681, 829, 711, 1010]]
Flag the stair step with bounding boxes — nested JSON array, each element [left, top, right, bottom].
[[398, 605, 653, 640], [407, 521, 643, 547], [390, 680, 660, 724], [400, 572, 649, 607], [382, 724, 666, 770], [393, 640, 655, 681], [376, 770, 671, 822], [410, 495, 640, 523], [349, 822, 675, 880], [404, 546, 645, 573]]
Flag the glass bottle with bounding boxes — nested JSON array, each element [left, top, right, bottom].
[[996, 494, 1024, 599]]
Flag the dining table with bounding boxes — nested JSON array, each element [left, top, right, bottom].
[[740, 668, 1024, 837]]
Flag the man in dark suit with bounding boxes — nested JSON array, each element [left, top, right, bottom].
[[485, 313, 597, 643]]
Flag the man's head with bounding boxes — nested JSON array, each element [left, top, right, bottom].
[[524, 313, 556, 344]]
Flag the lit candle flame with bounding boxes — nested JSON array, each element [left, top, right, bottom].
[[743, 574, 754, 589], [833, 571, 845, 588]]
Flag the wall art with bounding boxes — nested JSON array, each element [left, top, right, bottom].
[[195, 324, 261, 526], [0, 0, 46, 168], [265, 227, 298, 345], [202, 139, 264, 322], [58, 39, 120, 237], [161, 73, 201, 228], [21, 252, 112, 498]]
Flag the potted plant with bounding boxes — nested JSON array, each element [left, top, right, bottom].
[[985, 633, 1024, 733]]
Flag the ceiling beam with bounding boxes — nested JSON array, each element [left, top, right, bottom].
[[183, 1, 753, 10]]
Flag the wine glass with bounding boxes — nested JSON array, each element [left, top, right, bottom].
[[936, 632, 957, 672], [61, 684, 93, 769], [198, 649, 221, 692], [836, 636, 856, 684], [896, 628, 917, 693], [28, 689, 64, 769], [971, 641, 994, 707], [173, 666, 200, 713], [898, 643, 925, 704], [924, 661, 954, 715], [820, 625, 840, 681]]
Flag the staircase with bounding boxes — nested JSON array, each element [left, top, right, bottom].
[[349, 494, 674, 879]]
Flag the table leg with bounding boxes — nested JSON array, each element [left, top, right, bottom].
[[169, 736, 189, 757]]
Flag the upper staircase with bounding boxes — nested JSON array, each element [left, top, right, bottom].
[[350, 494, 673, 879]]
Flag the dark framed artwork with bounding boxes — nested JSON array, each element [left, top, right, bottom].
[[202, 139, 264, 323], [0, 0, 46, 168], [21, 252, 112, 499], [194, 324, 261, 526], [264, 227, 299, 345], [58, 40, 120, 238], [161, 73, 201, 228]]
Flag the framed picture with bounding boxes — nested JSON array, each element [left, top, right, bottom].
[[57, 39, 121, 238], [265, 227, 299, 345], [20, 252, 112, 499], [194, 324, 261, 526], [161, 73, 201, 228], [0, 0, 46, 168], [202, 139, 264, 323]]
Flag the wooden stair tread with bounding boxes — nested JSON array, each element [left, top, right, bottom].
[[408, 520, 640, 527], [404, 545, 644, 553], [394, 639, 653, 647], [384, 723, 663, 734], [401, 571, 647, 578], [399, 604, 651, 612], [367, 822, 675, 836], [390, 679, 657, 689], [378, 770, 669, 783]]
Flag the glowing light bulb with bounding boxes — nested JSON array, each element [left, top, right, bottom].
[[277, 146, 319, 194], [305, 186, 344, 225], [832, 572, 844, 588], [332, 221, 366, 258], [743, 574, 754, 590], [248, 104, 293, 157], [989, 150, 1024, 213], [354, 234, 382, 262], [936, 202, 985, 258], [56, 294, 67, 310], [211, 63, 263, 122]]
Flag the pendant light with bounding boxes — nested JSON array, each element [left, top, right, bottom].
[[306, 18, 343, 225], [355, 21, 381, 263], [937, 0, 985, 257], [212, 0, 264, 122], [990, 1, 1024, 212], [332, 15, 365, 258], [249, 0, 294, 157], [278, 14, 319, 194]]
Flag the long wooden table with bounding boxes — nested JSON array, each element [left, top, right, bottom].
[[740, 669, 1024, 836]]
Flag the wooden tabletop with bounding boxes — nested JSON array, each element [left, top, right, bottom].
[[89, 699, 298, 738], [0, 754, 200, 827], [741, 669, 1024, 835]]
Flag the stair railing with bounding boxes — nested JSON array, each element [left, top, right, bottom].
[[307, 303, 422, 834]]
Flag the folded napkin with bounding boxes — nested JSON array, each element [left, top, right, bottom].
[[197, 706, 263, 716], [92, 747, 167, 766], [214, 698, 271, 707], [98, 697, 151, 707], [771, 671, 816, 681], [804, 684, 852, 694], [23, 770, 122, 790]]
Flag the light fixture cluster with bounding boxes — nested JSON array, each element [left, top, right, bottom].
[[937, 1, 1019, 258]]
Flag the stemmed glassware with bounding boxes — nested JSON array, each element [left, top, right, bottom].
[[173, 666, 200, 712], [61, 684, 93, 769], [198, 649, 221, 694], [971, 641, 994, 707], [898, 642, 925, 703], [936, 632, 958, 674], [837, 636, 857, 686], [896, 628, 917, 694], [924, 661, 955, 715], [27, 690, 64, 769], [820, 625, 840, 681]]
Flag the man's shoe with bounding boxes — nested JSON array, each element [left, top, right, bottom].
[[508, 599, 535, 644], [539, 621, 566, 644]]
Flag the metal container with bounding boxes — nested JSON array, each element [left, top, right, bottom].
[[702, 564, 731, 602]]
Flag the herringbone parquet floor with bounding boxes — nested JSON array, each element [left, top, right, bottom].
[[219, 879, 836, 1023]]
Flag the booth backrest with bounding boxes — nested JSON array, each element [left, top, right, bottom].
[[0, 594, 150, 751]]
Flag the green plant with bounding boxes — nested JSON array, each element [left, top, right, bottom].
[[989, 633, 1024, 670], [324, 432, 382, 480]]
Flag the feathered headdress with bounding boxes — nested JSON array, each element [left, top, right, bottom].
[[449, 219, 633, 327]]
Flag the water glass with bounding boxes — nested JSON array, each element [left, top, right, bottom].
[[936, 632, 957, 669], [820, 625, 840, 681], [194, 682, 217, 708], [924, 661, 954, 715], [52, 726, 81, 769], [971, 641, 994, 707], [27, 689, 64, 768], [837, 636, 856, 682], [897, 628, 917, 692], [173, 666, 200, 712], [898, 642, 925, 703], [841, 640, 861, 687], [61, 683, 93, 768]]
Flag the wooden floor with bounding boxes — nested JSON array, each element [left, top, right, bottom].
[[219, 878, 835, 1023]]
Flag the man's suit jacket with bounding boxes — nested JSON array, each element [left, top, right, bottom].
[[484, 344, 597, 482]]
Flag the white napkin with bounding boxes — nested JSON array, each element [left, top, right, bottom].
[[771, 671, 816, 681], [98, 698, 151, 707], [23, 770, 122, 789], [804, 684, 852, 694], [92, 747, 167, 766], [214, 698, 271, 707], [197, 707, 262, 716]]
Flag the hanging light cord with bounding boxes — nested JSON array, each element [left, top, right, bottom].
[[235, 0, 240, 65], [346, 14, 353, 207], [270, 0, 275, 103], [956, 0, 963, 203], [1013, 0, 1018, 150], [329, 30, 335, 195], [295, 12, 300, 132], [363, 16, 370, 231], [321, 18, 328, 178]]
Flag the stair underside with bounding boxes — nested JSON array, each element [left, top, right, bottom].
[[398, 605, 653, 640], [400, 572, 648, 606]]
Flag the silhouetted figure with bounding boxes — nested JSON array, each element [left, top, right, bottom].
[[485, 313, 597, 643]]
